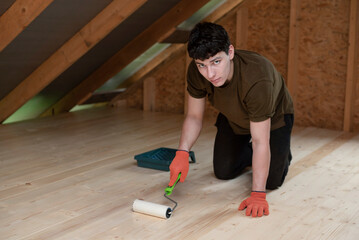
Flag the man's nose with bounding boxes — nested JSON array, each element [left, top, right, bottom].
[[207, 66, 215, 79]]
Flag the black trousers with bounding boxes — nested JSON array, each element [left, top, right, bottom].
[[213, 113, 294, 190]]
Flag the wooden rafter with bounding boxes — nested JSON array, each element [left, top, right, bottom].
[[0, 0, 54, 52], [287, 0, 301, 110], [343, 0, 359, 132], [143, 77, 156, 111], [40, 0, 211, 117], [0, 0, 147, 123]]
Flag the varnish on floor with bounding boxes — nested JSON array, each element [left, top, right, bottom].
[[0, 106, 358, 240]]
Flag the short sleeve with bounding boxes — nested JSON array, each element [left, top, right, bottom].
[[186, 61, 207, 98], [244, 80, 275, 122]]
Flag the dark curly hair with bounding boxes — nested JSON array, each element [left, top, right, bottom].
[[187, 22, 231, 60]]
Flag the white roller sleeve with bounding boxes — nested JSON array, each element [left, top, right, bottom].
[[132, 199, 172, 219]]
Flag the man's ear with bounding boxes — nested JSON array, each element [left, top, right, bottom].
[[228, 45, 235, 60]]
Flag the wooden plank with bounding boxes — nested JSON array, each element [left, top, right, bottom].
[[235, 6, 248, 49], [41, 0, 211, 117], [287, 0, 301, 110], [286, 131, 357, 181], [343, 0, 359, 132], [1, 106, 359, 239], [0, 0, 54, 52], [0, 0, 147, 123], [143, 77, 156, 111]]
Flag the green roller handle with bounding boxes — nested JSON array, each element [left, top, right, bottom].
[[165, 173, 181, 196]]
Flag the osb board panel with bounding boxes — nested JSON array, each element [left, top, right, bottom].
[[246, 0, 290, 80], [218, 13, 237, 48], [127, 46, 187, 112], [296, 0, 350, 130], [127, 86, 143, 109], [155, 47, 187, 113]]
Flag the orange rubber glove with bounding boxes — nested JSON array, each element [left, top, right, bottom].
[[168, 150, 189, 186], [238, 191, 269, 217]]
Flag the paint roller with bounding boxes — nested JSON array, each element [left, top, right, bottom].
[[132, 173, 181, 219]]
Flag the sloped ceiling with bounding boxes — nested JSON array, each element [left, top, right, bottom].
[[0, 0, 239, 124], [40, 0, 182, 107], [0, 0, 113, 100], [0, 0, 186, 123]]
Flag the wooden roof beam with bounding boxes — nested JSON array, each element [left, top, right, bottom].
[[0, 0, 54, 52], [41, 0, 211, 117], [287, 0, 301, 110], [343, 0, 359, 132], [0, 0, 147, 123]]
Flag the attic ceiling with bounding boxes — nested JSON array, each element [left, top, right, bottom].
[[0, 0, 114, 100], [36, 0, 182, 114], [0, 0, 234, 124]]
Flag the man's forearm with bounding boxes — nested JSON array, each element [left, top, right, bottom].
[[251, 141, 270, 191], [178, 115, 202, 151]]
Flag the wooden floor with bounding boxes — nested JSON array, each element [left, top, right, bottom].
[[1, 106, 359, 240]]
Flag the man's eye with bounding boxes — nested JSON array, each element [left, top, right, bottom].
[[198, 64, 205, 68], [214, 60, 220, 64]]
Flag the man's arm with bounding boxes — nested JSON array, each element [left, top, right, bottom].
[[168, 95, 205, 185], [238, 118, 271, 217], [250, 118, 271, 191]]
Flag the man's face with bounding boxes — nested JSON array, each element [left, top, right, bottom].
[[194, 45, 234, 87]]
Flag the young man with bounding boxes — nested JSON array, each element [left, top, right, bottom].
[[168, 22, 294, 217]]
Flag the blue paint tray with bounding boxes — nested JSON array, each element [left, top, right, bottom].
[[134, 147, 196, 171]]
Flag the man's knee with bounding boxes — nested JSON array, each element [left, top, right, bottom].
[[213, 165, 237, 180]]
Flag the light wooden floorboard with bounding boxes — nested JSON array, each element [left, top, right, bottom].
[[0, 106, 358, 240]]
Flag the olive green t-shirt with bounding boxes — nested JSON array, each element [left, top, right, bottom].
[[187, 50, 294, 135]]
